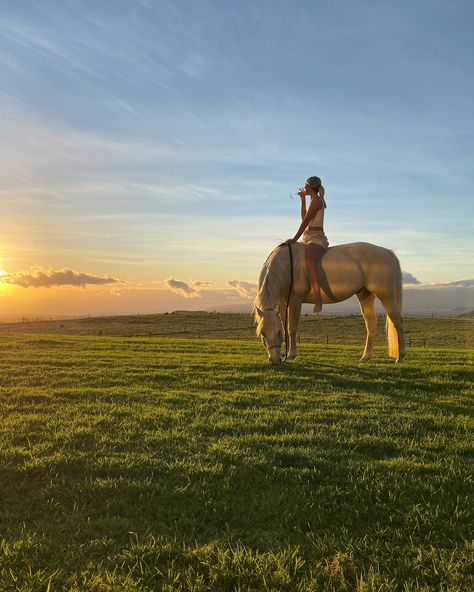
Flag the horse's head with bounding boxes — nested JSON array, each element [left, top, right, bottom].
[[255, 307, 284, 364]]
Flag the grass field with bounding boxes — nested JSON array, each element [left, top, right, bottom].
[[1, 312, 473, 350], [0, 333, 473, 591]]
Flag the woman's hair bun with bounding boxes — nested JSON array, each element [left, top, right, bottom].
[[306, 176, 322, 190]]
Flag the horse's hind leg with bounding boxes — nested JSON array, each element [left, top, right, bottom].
[[357, 290, 376, 361], [380, 297, 406, 363]]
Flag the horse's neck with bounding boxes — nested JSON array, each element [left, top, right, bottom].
[[257, 250, 290, 310]]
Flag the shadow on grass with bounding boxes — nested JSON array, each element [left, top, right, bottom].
[[1, 397, 472, 590]]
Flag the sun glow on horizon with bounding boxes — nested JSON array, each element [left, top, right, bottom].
[[0, 269, 12, 293]]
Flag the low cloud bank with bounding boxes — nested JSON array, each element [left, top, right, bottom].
[[426, 279, 474, 288], [165, 278, 200, 298], [402, 272, 474, 289], [402, 271, 421, 285], [404, 278, 474, 289], [227, 280, 257, 299], [165, 277, 258, 300], [1, 268, 120, 288]]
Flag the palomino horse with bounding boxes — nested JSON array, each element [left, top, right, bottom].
[[254, 242, 405, 364]]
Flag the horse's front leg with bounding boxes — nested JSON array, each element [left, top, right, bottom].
[[280, 297, 302, 360]]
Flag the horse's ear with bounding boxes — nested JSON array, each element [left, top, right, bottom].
[[254, 306, 264, 319]]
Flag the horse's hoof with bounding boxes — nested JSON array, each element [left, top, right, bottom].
[[359, 355, 371, 362], [286, 353, 297, 360]]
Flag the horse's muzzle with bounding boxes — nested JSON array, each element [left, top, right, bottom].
[[268, 351, 282, 365]]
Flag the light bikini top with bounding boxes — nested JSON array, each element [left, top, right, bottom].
[[307, 195, 326, 228]]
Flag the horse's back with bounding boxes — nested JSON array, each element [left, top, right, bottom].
[[328, 242, 400, 298], [294, 241, 392, 268], [328, 241, 390, 259], [292, 241, 400, 302]]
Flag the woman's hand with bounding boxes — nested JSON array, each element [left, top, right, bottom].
[[297, 187, 306, 199]]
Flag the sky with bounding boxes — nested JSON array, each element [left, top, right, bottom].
[[0, 0, 473, 317]]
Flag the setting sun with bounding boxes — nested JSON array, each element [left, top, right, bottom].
[[0, 269, 7, 277]]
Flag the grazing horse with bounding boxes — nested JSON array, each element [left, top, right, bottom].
[[254, 242, 405, 364]]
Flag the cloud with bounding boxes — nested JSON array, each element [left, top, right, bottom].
[[402, 271, 422, 285], [421, 279, 474, 288], [0, 268, 120, 288], [447, 279, 474, 288], [165, 277, 201, 298], [227, 280, 257, 299], [400, 272, 474, 289], [194, 281, 215, 287], [403, 278, 474, 289]]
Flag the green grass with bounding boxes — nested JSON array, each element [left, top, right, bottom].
[[0, 335, 473, 591], [1, 312, 473, 349]]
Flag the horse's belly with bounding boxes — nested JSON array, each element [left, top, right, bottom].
[[305, 286, 357, 304], [294, 257, 364, 304]]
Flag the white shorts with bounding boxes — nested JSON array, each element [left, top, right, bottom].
[[302, 230, 329, 249]]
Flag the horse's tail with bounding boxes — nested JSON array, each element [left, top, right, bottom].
[[385, 250, 403, 359]]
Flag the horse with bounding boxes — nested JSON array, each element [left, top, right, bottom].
[[254, 242, 405, 364]]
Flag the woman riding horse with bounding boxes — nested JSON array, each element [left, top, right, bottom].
[[285, 176, 328, 313], [255, 177, 405, 363]]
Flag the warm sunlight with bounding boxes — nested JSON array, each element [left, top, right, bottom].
[[0, 269, 11, 295]]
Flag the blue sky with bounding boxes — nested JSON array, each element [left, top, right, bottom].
[[0, 0, 472, 314]]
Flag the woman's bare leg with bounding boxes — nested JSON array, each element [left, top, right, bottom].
[[305, 244, 326, 313]]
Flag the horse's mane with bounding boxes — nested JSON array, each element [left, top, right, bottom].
[[253, 245, 290, 327]]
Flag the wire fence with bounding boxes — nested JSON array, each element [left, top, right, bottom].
[[1, 315, 472, 349], [91, 325, 469, 349]]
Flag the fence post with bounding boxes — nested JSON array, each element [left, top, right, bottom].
[[326, 334, 329, 345], [423, 338, 426, 347]]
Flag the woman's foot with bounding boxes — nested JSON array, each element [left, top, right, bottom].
[[313, 300, 322, 314]]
